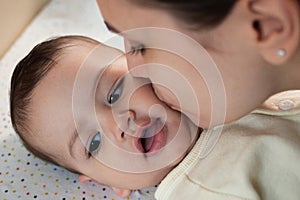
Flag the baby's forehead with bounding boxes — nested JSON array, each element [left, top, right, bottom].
[[66, 43, 126, 76], [29, 41, 125, 133], [63, 41, 124, 65]]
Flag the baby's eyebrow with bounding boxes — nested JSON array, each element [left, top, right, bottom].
[[69, 129, 79, 159]]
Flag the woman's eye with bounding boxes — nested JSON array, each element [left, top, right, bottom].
[[88, 132, 101, 157], [107, 78, 124, 104], [130, 44, 145, 55]]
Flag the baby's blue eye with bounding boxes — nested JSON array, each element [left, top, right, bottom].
[[108, 78, 124, 104], [88, 132, 101, 157]]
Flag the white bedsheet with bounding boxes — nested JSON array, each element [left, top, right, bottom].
[[0, 0, 156, 199]]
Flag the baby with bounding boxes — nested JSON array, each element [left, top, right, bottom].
[[10, 35, 300, 200], [9, 35, 200, 197]]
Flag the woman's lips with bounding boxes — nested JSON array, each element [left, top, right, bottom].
[[135, 119, 167, 154]]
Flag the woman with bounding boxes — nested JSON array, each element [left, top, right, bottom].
[[97, 0, 300, 128], [95, 2, 300, 199]]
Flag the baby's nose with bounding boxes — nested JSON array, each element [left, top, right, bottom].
[[115, 110, 136, 137]]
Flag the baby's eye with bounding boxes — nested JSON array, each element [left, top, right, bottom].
[[88, 132, 101, 157], [130, 44, 145, 55], [107, 78, 124, 104]]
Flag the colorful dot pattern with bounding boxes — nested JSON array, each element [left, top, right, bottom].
[[0, 0, 157, 199], [0, 113, 156, 199]]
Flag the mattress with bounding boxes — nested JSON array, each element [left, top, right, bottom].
[[0, 0, 156, 199]]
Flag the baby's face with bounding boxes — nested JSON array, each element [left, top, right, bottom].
[[28, 42, 199, 190]]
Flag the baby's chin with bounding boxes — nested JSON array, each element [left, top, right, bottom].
[[125, 165, 176, 190]]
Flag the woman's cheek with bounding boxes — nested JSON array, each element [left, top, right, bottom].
[[152, 84, 180, 112]]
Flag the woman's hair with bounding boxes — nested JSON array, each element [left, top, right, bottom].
[[132, 0, 237, 29], [10, 35, 98, 166]]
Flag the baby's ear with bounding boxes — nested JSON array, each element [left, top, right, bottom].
[[112, 187, 131, 198], [78, 175, 131, 197], [78, 174, 92, 182]]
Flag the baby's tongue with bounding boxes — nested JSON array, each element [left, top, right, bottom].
[[142, 125, 156, 152], [144, 136, 154, 152]]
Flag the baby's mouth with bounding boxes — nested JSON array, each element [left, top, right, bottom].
[[135, 119, 167, 154]]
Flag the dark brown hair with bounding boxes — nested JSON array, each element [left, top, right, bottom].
[[10, 35, 98, 166], [133, 0, 237, 29]]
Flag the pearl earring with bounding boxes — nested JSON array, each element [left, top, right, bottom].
[[277, 49, 286, 57]]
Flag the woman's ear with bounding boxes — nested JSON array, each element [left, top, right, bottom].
[[249, 0, 300, 65], [78, 174, 92, 182]]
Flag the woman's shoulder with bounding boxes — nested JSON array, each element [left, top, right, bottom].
[[253, 90, 300, 117]]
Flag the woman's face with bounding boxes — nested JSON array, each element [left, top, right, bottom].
[[97, 0, 279, 126], [29, 42, 199, 190]]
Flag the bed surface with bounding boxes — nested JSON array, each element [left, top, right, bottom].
[[0, 0, 156, 199]]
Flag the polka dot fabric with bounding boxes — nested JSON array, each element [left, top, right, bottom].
[[0, 122, 156, 199], [0, 0, 156, 199], [0, 120, 156, 199]]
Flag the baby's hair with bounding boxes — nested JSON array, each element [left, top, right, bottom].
[[10, 35, 99, 166]]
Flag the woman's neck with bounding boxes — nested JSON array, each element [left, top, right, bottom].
[[275, 49, 300, 92]]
